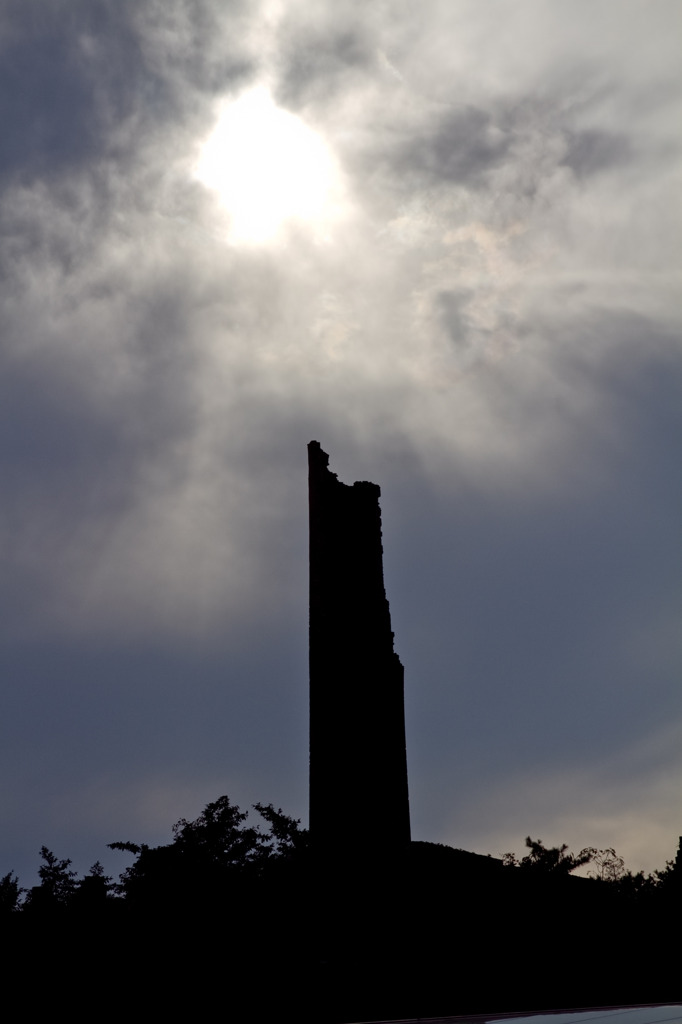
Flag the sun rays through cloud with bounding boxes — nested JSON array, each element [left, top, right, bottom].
[[193, 85, 349, 245], [0, 0, 680, 887]]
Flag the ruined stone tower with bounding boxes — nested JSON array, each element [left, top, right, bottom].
[[308, 441, 411, 849]]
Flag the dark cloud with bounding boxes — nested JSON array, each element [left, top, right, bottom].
[[0, 0, 255, 186], [0, 627, 308, 881], [435, 289, 475, 350], [274, 8, 378, 110], [561, 129, 633, 178], [394, 107, 512, 188], [385, 318, 682, 842], [0, 2, 150, 183]]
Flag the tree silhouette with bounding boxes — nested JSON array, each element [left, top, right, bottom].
[[71, 860, 115, 911], [2, 805, 679, 1018], [23, 846, 77, 912], [109, 795, 308, 909], [170, 795, 264, 865], [587, 847, 626, 882], [503, 836, 594, 875], [0, 871, 22, 913]]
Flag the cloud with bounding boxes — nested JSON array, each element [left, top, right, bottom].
[[0, 0, 679, 884], [274, 2, 379, 109], [560, 129, 633, 179], [441, 717, 682, 874]]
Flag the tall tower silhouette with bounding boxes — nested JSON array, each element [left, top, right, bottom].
[[308, 441, 410, 849]]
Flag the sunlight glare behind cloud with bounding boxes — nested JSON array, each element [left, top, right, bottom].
[[193, 86, 347, 245]]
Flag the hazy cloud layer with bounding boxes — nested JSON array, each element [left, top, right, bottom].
[[1, 0, 680, 882]]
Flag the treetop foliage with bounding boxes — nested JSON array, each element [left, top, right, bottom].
[[115, 794, 308, 867], [502, 836, 594, 875], [2, 800, 677, 917], [501, 835, 680, 899], [107, 795, 309, 906], [0, 871, 22, 913]]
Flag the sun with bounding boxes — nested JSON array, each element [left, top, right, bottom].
[[193, 86, 347, 245]]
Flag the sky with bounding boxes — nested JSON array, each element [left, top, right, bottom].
[[1, 0, 680, 887]]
